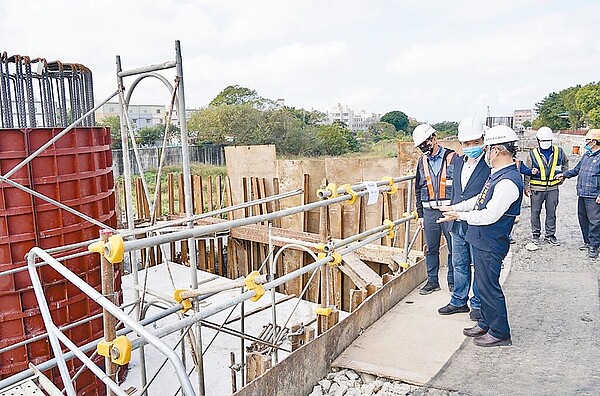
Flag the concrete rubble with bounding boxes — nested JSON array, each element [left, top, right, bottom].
[[309, 368, 465, 396]]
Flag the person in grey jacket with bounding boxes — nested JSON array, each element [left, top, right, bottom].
[[556, 129, 600, 258]]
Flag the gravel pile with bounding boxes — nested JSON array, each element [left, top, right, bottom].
[[309, 368, 465, 396]]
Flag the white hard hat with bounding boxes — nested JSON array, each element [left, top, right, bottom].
[[536, 126, 553, 141], [484, 125, 518, 146], [457, 117, 484, 142], [412, 124, 436, 147]]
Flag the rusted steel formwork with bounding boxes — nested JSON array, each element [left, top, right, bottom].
[[0, 127, 118, 394]]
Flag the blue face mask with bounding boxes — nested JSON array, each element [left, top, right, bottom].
[[463, 146, 483, 159], [585, 144, 593, 153]]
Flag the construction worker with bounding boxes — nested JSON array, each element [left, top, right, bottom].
[[524, 127, 569, 246], [555, 129, 600, 258], [438, 125, 523, 347], [437, 117, 490, 320], [413, 124, 455, 295]]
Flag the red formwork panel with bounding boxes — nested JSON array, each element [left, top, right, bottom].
[[0, 127, 119, 395]]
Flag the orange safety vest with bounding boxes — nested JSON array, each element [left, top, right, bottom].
[[421, 152, 455, 204]]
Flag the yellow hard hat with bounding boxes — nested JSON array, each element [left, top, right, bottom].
[[585, 129, 600, 141]]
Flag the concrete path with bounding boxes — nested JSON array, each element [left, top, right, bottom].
[[332, 260, 511, 386]]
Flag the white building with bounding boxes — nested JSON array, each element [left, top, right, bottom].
[[327, 103, 380, 131], [96, 102, 169, 129], [513, 109, 537, 132]]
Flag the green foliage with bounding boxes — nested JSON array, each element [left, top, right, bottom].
[[363, 121, 398, 143], [188, 104, 265, 145], [381, 110, 409, 133], [576, 83, 600, 128], [209, 85, 273, 109], [98, 115, 122, 149], [316, 123, 355, 156], [136, 124, 180, 147], [522, 120, 532, 128], [431, 121, 458, 135], [284, 107, 327, 126]]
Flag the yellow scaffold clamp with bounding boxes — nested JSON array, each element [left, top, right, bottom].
[[383, 219, 396, 239], [316, 183, 338, 199], [245, 271, 265, 302], [97, 335, 132, 366], [88, 234, 125, 264], [339, 184, 358, 206], [402, 210, 419, 222], [173, 289, 193, 313], [317, 251, 343, 266], [315, 306, 333, 316], [381, 177, 398, 195], [398, 262, 410, 270]]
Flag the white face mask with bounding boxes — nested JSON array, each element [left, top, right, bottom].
[[539, 141, 552, 150]]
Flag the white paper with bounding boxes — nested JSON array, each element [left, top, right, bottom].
[[363, 181, 379, 205]]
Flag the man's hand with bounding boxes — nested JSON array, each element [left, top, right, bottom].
[[437, 211, 459, 223], [596, 196, 600, 205], [418, 217, 424, 229], [531, 168, 539, 175], [554, 173, 564, 181], [524, 188, 531, 197]]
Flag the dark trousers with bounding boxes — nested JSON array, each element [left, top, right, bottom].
[[577, 197, 600, 247], [423, 208, 453, 285], [472, 246, 510, 340], [530, 189, 559, 237]]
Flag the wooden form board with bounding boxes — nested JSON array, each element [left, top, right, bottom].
[[225, 145, 277, 219]]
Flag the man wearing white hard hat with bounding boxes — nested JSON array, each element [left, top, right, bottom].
[[438, 125, 523, 347], [413, 124, 456, 295], [524, 126, 569, 246], [437, 117, 490, 320]]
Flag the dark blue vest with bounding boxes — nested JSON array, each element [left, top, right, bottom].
[[465, 164, 523, 255]]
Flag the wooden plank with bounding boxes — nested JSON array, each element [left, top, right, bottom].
[[168, 173, 175, 215], [193, 175, 202, 215], [155, 173, 162, 219], [178, 173, 185, 214], [225, 176, 234, 220], [216, 175, 222, 210], [217, 237, 224, 276], [207, 175, 214, 213], [208, 238, 216, 274], [350, 288, 367, 313], [339, 253, 382, 288]]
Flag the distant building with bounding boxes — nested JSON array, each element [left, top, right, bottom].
[[513, 109, 536, 132], [486, 116, 514, 129], [327, 103, 380, 131], [96, 102, 167, 129]]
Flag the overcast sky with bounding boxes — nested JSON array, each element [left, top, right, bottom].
[[2, 0, 599, 123]]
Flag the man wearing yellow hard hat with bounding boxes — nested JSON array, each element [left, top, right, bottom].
[[556, 129, 600, 258]]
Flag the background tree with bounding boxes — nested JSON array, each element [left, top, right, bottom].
[[381, 110, 409, 133], [316, 123, 353, 156], [534, 91, 571, 130], [576, 82, 600, 128], [431, 121, 459, 135], [522, 120, 532, 129], [209, 85, 273, 109], [136, 124, 180, 147], [188, 104, 265, 145], [98, 115, 122, 149], [285, 106, 327, 126], [363, 121, 398, 143]]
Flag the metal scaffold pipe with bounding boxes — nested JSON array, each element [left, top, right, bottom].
[[123, 178, 414, 252]]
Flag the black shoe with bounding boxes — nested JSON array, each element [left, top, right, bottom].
[[448, 284, 454, 293], [579, 243, 590, 251], [531, 236, 540, 244], [544, 235, 560, 246], [588, 246, 598, 259], [419, 282, 441, 295], [473, 333, 512, 347], [463, 324, 487, 337], [469, 308, 481, 321], [438, 303, 469, 315]]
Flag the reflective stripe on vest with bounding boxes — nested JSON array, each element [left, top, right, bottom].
[[422, 152, 455, 200], [530, 146, 560, 187]]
